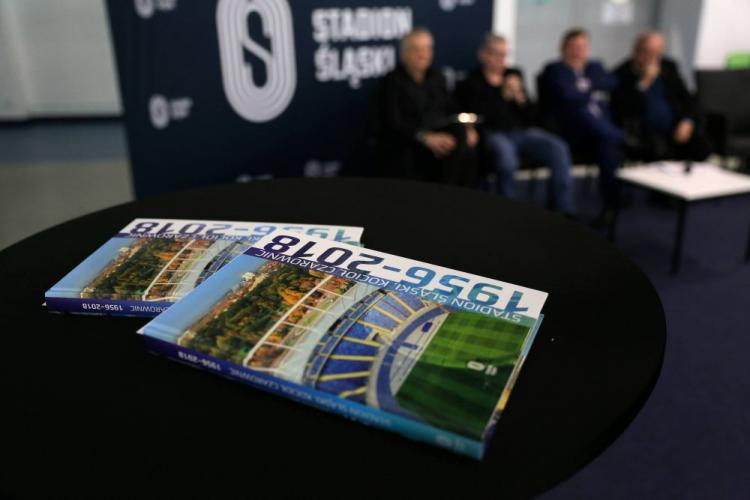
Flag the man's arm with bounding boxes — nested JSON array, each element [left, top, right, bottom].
[[663, 58, 697, 121], [542, 63, 592, 108], [504, 67, 536, 125], [381, 75, 422, 144], [589, 61, 617, 92], [658, 58, 696, 143], [382, 71, 458, 156]]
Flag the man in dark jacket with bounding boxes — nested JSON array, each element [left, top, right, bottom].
[[455, 33, 574, 213], [539, 28, 624, 211], [377, 28, 478, 186], [611, 31, 711, 162]]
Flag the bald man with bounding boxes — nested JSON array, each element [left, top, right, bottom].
[[612, 31, 711, 161], [377, 28, 478, 186]]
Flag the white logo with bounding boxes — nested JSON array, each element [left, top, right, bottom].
[[304, 160, 341, 177], [438, 0, 474, 12], [149, 95, 170, 129], [134, 0, 155, 18], [217, 0, 296, 122], [134, 0, 177, 19], [236, 173, 273, 182], [149, 94, 193, 130]]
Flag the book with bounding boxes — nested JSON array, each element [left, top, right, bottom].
[[140, 231, 547, 459], [45, 219, 363, 317]]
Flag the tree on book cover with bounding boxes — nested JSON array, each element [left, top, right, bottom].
[[45, 219, 364, 316], [83, 239, 247, 301]]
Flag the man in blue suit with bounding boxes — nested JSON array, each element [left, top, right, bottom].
[[539, 28, 624, 213]]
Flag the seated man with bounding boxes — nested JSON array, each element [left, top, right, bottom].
[[455, 33, 574, 214], [539, 28, 624, 211], [377, 28, 478, 187], [611, 31, 711, 162]]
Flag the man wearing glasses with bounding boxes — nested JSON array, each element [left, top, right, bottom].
[[455, 33, 574, 214]]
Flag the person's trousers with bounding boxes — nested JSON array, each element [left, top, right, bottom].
[[486, 127, 574, 213], [567, 116, 624, 210]]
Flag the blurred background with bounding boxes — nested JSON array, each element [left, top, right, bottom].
[[1, 1, 749, 497], [2, 0, 749, 248]]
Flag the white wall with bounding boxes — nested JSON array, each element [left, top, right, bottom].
[[0, 0, 121, 119], [0, 0, 30, 118], [694, 0, 750, 69], [658, 0, 703, 89], [510, 0, 658, 95], [493, 0, 517, 63]]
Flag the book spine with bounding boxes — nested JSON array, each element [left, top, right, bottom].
[[143, 335, 485, 460], [45, 297, 171, 317]]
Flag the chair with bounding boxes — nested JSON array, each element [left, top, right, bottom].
[[726, 52, 750, 70], [695, 69, 750, 168]]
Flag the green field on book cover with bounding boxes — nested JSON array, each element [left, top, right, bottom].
[[141, 232, 547, 458]]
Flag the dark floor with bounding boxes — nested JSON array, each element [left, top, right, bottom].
[[1, 121, 748, 498], [541, 186, 750, 499]]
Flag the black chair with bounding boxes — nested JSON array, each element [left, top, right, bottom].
[[695, 69, 750, 168]]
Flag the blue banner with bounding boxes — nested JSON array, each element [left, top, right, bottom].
[[107, 0, 493, 197]]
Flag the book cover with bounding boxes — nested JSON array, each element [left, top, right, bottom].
[[45, 219, 363, 316], [140, 231, 547, 459]]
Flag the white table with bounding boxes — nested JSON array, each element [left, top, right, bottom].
[[614, 162, 750, 273]]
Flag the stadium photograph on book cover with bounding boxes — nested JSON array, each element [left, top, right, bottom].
[[142, 232, 546, 455], [44, 219, 363, 316], [81, 237, 248, 302]]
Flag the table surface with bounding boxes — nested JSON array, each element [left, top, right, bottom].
[[0, 178, 665, 499], [617, 162, 750, 201]]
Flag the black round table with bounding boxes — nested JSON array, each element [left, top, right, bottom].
[[0, 178, 665, 498]]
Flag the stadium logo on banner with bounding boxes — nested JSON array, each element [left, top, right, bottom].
[[149, 95, 170, 129], [134, 0, 155, 18], [437, 0, 475, 12], [148, 94, 193, 130], [133, 0, 177, 19], [217, 0, 297, 122]]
